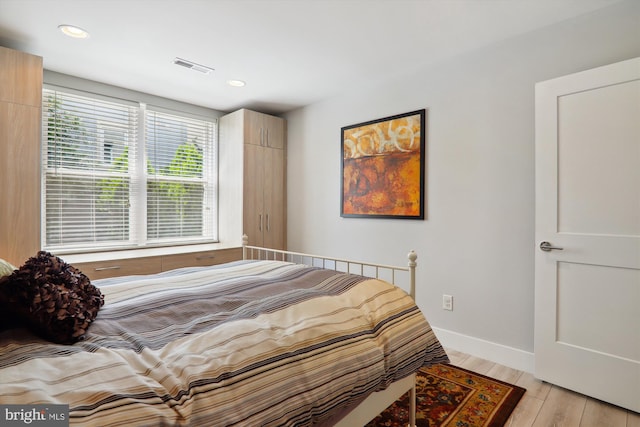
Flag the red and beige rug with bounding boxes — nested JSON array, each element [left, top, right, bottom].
[[366, 364, 526, 427]]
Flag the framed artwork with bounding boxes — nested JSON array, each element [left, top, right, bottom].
[[341, 109, 425, 219]]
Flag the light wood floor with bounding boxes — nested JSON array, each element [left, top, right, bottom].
[[446, 349, 640, 427]]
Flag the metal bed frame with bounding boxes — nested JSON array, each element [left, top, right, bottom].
[[242, 236, 418, 427]]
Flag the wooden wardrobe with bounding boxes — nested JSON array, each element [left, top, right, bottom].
[[0, 46, 43, 266], [219, 109, 286, 250]]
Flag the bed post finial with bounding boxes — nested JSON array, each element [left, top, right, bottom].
[[407, 250, 417, 300], [407, 250, 417, 265]]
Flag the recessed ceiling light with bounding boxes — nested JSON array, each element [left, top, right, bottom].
[[227, 79, 246, 87], [58, 24, 89, 39]]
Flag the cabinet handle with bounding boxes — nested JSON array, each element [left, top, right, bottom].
[[260, 128, 264, 146], [265, 128, 269, 147], [196, 255, 216, 260], [259, 214, 263, 231], [266, 214, 270, 231], [94, 265, 121, 271]]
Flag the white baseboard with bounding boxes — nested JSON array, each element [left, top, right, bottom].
[[432, 327, 535, 374]]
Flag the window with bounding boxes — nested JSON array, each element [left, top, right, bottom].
[[42, 88, 217, 252]]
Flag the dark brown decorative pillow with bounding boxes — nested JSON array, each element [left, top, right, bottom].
[[0, 251, 104, 344]]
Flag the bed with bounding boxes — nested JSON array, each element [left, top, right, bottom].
[[0, 242, 448, 426]]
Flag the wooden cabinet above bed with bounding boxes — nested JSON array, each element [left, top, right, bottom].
[[72, 256, 163, 280], [160, 248, 242, 271], [73, 247, 242, 280]]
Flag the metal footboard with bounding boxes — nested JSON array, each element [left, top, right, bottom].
[[242, 235, 417, 299]]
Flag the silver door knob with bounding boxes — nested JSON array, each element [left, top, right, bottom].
[[540, 241, 564, 252]]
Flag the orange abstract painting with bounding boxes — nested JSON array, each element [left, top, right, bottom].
[[341, 110, 425, 219]]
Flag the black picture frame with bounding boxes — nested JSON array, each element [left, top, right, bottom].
[[341, 109, 426, 219]]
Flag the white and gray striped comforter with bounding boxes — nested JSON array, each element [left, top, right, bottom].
[[0, 260, 448, 426]]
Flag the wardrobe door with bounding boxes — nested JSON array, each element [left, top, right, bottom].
[[263, 146, 285, 250], [0, 47, 42, 266], [243, 143, 265, 247]]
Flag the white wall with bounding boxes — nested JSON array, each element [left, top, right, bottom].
[[284, 0, 640, 371]]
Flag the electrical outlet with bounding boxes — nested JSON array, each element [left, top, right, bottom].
[[442, 294, 453, 311]]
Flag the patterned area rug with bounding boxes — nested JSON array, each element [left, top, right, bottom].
[[366, 364, 526, 427]]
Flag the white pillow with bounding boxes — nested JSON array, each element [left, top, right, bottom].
[[0, 258, 16, 278]]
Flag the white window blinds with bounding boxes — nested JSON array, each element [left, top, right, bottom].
[[145, 109, 215, 243], [42, 88, 217, 252]]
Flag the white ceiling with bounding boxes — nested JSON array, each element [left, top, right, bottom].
[[0, 0, 624, 115]]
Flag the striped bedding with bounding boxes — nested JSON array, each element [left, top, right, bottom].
[[0, 260, 448, 426]]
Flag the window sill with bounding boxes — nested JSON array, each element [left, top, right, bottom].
[[61, 242, 239, 264]]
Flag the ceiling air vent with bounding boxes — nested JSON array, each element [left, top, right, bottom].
[[172, 57, 214, 74]]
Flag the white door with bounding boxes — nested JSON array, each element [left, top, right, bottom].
[[534, 57, 640, 412]]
